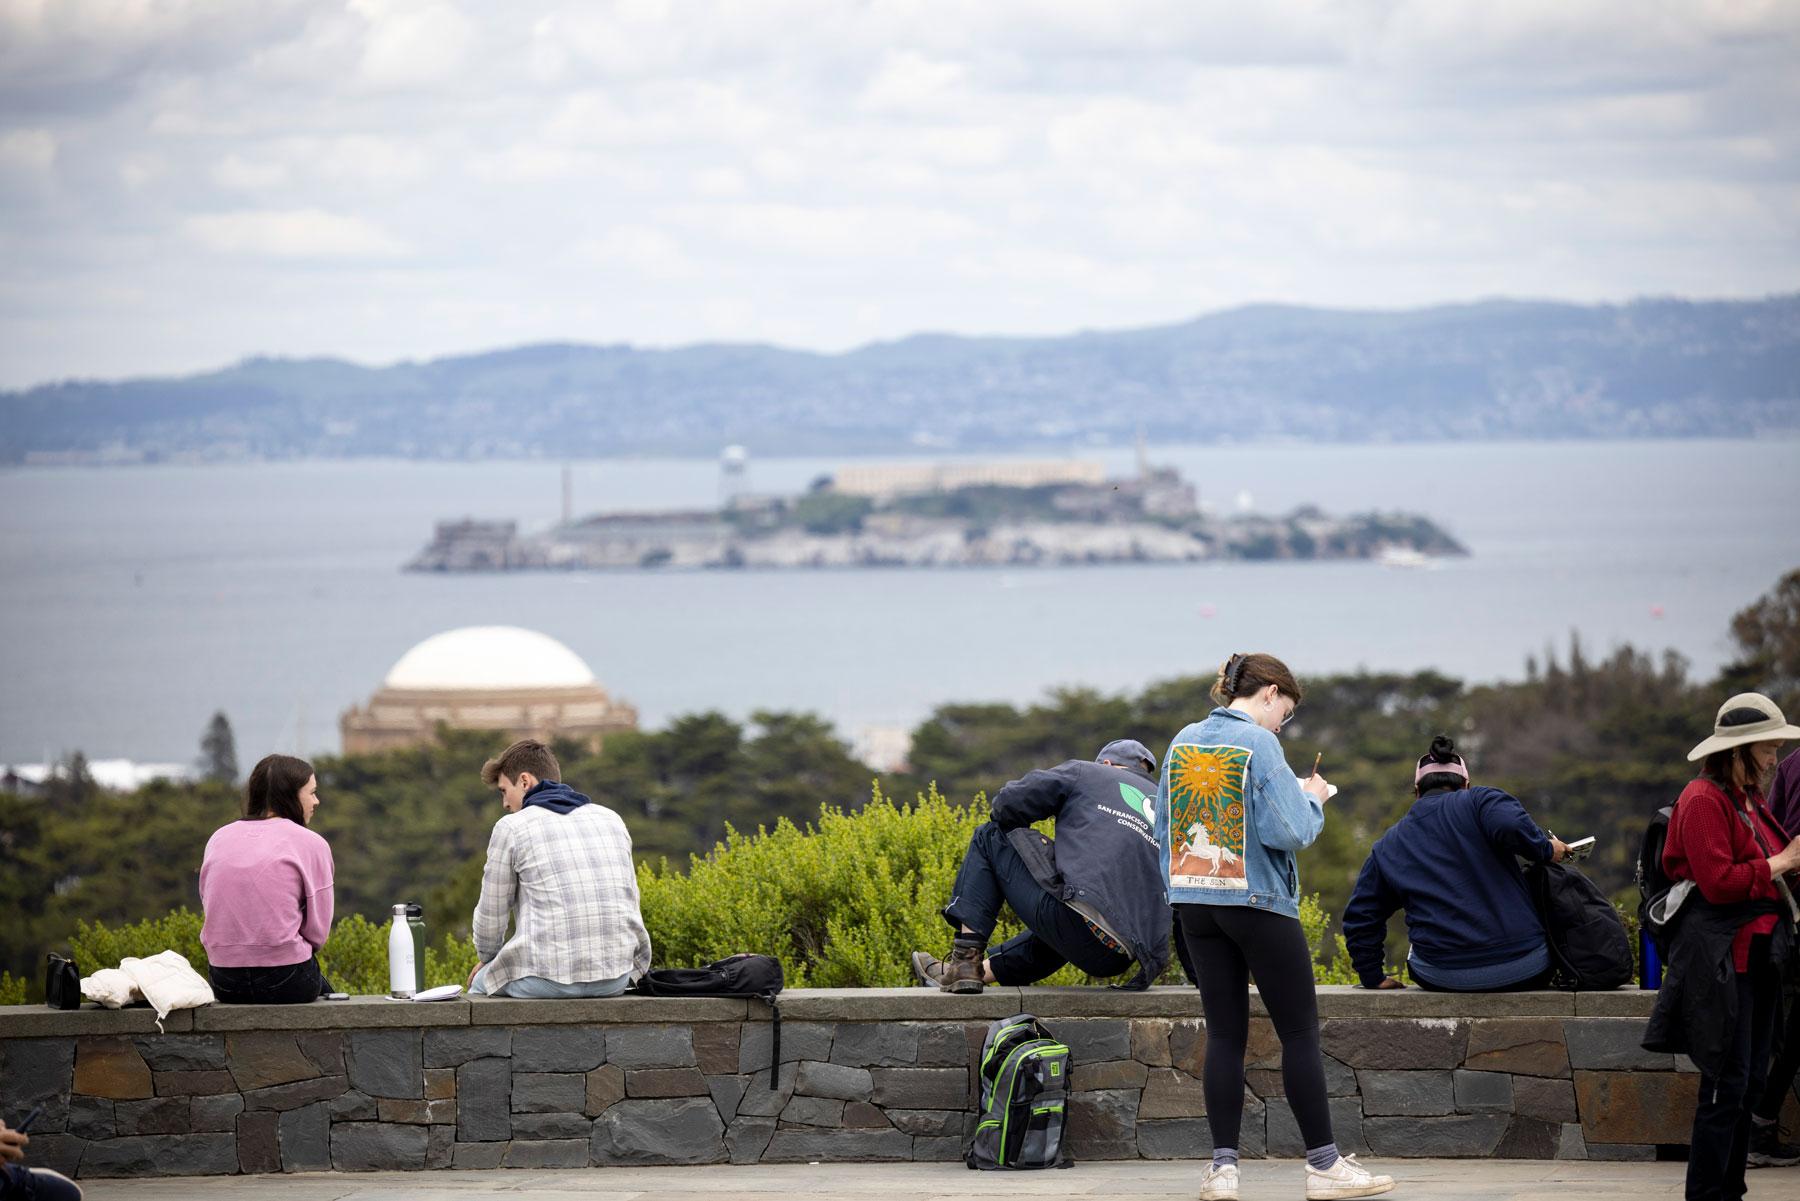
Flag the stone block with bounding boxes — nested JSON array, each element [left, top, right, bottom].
[[843, 1101, 891, 1129], [627, 1067, 709, 1098], [915, 1023, 972, 1066], [1586, 1143, 1657, 1161], [1321, 1019, 1467, 1070], [115, 1095, 190, 1135], [190, 1093, 244, 1133], [347, 1028, 423, 1099], [456, 1056, 511, 1141], [608, 1024, 698, 1068], [427, 1125, 455, 1169], [1139, 1117, 1211, 1160], [1133, 1018, 1173, 1067], [592, 1096, 726, 1164], [870, 1067, 965, 1110], [79, 1132, 237, 1177], [1139, 1067, 1208, 1118], [511, 1111, 593, 1139], [424, 1027, 510, 1068], [780, 1095, 845, 1127], [66, 1095, 115, 1140], [295, 1031, 345, 1076], [1067, 1088, 1140, 1160], [19, 1134, 84, 1176], [795, 1059, 873, 1100], [727, 1115, 777, 1164], [740, 1021, 831, 1070], [504, 1137, 590, 1168], [913, 1135, 964, 1161], [278, 1101, 331, 1172], [1453, 1069, 1514, 1113], [1464, 1018, 1570, 1078], [1564, 1020, 1676, 1071], [587, 1063, 626, 1116], [243, 1074, 348, 1111], [2, 1038, 74, 1108], [512, 1025, 606, 1073], [424, 1067, 455, 1099], [224, 1032, 319, 1091], [331, 1121, 429, 1171], [1574, 1071, 1698, 1145], [1244, 1019, 1284, 1069], [1364, 1114, 1509, 1157], [1073, 1059, 1148, 1091], [1357, 1070, 1454, 1116], [1268, 1096, 1366, 1156], [74, 1035, 154, 1099], [708, 1074, 749, 1123], [1558, 1122, 1588, 1160], [452, 1141, 506, 1169], [512, 1071, 586, 1112], [762, 1128, 913, 1162], [1495, 1115, 1562, 1159], [1248, 1055, 1357, 1099], [328, 1090, 377, 1121], [377, 1097, 431, 1123], [887, 1109, 966, 1137], [135, 1034, 226, 1072], [1514, 1076, 1578, 1123], [237, 1110, 281, 1173], [1051, 1018, 1131, 1064], [693, 1023, 742, 1074], [830, 1024, 920, 1068], [154, 1069, 236, 1096], [734, 1063, 797, 1117]]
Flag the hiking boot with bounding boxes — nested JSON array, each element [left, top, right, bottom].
[[1196, 1162, 1240, 1199], [1305, 1154, 1394, 1199], [1750, 1121, 1800, 1167], [910, 949, 984, 992], [912, 940, 986, 993]]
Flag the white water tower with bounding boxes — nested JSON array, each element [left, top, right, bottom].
[[720, 444, 749, 506]]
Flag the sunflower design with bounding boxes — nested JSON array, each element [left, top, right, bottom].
[[1173, 749, 1238, 802], [1165, 743, 1251, 888]]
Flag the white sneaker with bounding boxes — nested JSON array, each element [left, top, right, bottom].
[[1197, 1162, 1240, 1200], [1305, 1154, 1394, 1199]]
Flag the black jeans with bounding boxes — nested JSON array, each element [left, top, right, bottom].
[[1688, 944, 1779, 1201], [0, 1164, 83, 1201], [1177, 903, 1334, 1155], [209, 956, 332, 1004], [941, 822, 1133, 984], [1752, 982, 1800, 1122]]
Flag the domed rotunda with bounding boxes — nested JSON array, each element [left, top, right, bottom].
[[339, 627, 637, 754]]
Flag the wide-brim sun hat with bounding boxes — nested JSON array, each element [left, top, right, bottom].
[[1686, 692, 1800, 762]]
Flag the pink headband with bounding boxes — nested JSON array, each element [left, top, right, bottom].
[[1415, 757, 1469, 786]]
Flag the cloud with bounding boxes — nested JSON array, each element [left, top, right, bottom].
[[349, 0, 474, 88], [184, 208, 409, 258], [0, 127, 56, 176]]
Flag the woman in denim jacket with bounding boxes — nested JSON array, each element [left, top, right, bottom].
[[1157, 653, 1394, 1201]]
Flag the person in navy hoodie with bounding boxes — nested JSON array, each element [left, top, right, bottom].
[[1341, 735, 1569, 992]]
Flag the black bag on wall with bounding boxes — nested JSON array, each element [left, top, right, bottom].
[[45, 953, 80, 1010]]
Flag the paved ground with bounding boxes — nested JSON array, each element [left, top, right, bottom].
[[68, 1160, 1798, 1200]]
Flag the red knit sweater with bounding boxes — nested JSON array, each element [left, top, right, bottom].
[[1663, 777, 1790, 972]]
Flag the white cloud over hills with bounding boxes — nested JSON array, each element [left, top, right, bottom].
[[1, 0, 1796, 388]]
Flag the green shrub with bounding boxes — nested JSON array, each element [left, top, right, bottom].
[[0, 971, 28, 1006]]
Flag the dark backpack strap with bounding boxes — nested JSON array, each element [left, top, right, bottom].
[[767, 994, 781, 1089]]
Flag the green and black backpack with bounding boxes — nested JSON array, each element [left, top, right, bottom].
[[964, 1013, 1072, 1170]]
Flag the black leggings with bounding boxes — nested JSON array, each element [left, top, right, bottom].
[[1176, 904, 1334, 1154], [209, 956, 332, 1004]]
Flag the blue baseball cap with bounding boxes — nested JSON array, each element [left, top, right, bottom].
[[1097, 739, 1157, 774]]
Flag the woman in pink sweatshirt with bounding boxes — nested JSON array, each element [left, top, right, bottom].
[[199, 754, 336, 1003]]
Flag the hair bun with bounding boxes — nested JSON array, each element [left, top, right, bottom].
[[1428, 734, 1458, 764]]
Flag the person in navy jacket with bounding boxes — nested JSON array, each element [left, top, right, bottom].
[[1341, 735, 1569, 992]]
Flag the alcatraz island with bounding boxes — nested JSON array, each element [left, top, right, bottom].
[[407, 455, 1467, 573]]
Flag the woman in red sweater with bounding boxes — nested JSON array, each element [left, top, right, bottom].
[[1658, 693, 1800, 1201]]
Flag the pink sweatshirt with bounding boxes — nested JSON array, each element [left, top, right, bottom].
[[199, 818, 335, 967]]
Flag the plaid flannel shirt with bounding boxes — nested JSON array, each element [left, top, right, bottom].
[[472, 802, 653, 994]]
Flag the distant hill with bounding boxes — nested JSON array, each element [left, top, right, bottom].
[[4, 295, 1797, 462]]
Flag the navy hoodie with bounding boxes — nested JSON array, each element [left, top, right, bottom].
[[991, 759, 1172, 983], [1341, 785, 1554, 988]]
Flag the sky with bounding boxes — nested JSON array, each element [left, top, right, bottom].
[[1, 0, 1798, 390]]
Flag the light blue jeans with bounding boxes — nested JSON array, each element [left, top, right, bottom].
[[470, 965, 630, 998]]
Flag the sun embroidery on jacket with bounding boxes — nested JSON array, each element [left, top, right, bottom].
[[1166, 745, 1250, 890]]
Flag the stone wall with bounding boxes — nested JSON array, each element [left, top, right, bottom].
[[0, 986, 1775, 1178]]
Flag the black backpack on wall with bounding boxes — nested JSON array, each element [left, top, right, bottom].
[[632, 954, 785, 1085], [1524, 860, 1633, 990]]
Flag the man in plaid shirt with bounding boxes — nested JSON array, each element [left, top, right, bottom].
[[466, 739, 653, 998]]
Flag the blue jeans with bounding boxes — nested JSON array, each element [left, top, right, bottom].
[[470, 965, 630, 998], [941, 822, 1133, 985]]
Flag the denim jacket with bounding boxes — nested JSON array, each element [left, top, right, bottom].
[[1155, 707, 1325, 919]]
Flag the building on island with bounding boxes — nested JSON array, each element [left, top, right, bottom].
[[339, 626, 637, 754], [829, 459, 1106, 499]]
